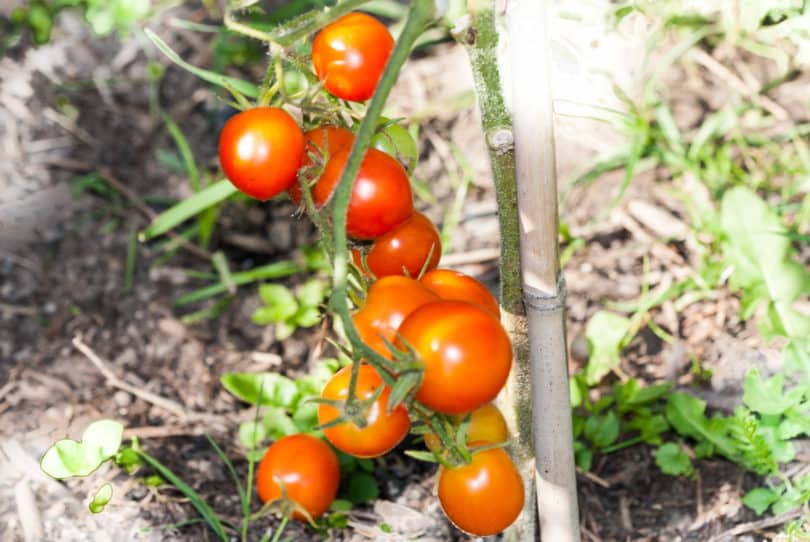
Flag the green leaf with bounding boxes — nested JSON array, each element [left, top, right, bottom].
[[574, 440, 593, 471], [297, 279, 329, 307], [253, 284, 298, 324], [720, 187, 810, 338], [221, 373, 299, 407], [140, 180, 238, 241], [41, 420, 124, 479], [345, 472, 379, 504], [404, 450, 439, 463], [330, 499, 353, 512], [114, 447, 143, 474], [743, 487, 779, 515], [743, 367, 804, 415], [665, 393, 737, 459], [163, 114, 200, 192], [584, 411, 620, 449], [89, 483, 113, 514], [238, 420, 268, 451], [292, 306, 321, 328], [144, 29, 259, 98], [585, 311, 631, 385], [262, 407, 300, 439], [655, 442, 694, 477]]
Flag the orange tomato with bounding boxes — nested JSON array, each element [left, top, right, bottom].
[[420, 269, 500, 318], [353, 276, 440, 357], [425, 403, 509, 452], [396, 301, 512, 414], [255, 434, 340, 520], [352, 211, 441, 278], [318, 364, 410, 458], [438, 445, 524, 536]]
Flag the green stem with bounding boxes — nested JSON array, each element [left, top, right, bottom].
[[454, 0, 523, 316], [328, 0, 436, 399], [269, 515, 289, 542]]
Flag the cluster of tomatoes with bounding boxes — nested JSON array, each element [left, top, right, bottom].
[[216, 11, 523, 537]]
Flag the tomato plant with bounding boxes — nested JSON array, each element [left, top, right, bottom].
[[311, 12, 394, 102], [289, 125, 355, 205], [218, 107, 305, 200], [437, 446, 524, 536], [352, 211, 441, 278], [420, 268, 500, 317], [396, 301, 512, 414], [312, 147, 414, 239], [425, 402, 509, 452], [352, 275, 440, 357], [318, 363, 410, 458], [255, 433, 340, 521]]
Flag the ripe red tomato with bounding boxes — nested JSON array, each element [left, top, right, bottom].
[[352, 211, 441, 278], [313, 147, 413, 240], [353, 276, 440, 357], [438, 446, 524, 536], [396, 301, 512, 414], [288, 125, 355, 205], [255, 434, 340, 520], [218, 107, 305, 200], [420, 269, 500, 318], [425, 402, 509, 452], [311, 13, 394, 102], [318, 363, 410, 458]]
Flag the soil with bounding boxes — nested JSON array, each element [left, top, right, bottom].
[[1, 3, 807, 542]]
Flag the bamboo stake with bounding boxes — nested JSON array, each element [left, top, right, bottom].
[[507, 1, 581, 540]]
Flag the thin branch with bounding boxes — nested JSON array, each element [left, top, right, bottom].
[[72, 335, 210, 421]]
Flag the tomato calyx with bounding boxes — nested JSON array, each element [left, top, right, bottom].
[[311, 382, 386, 431], [252, 475, 318, 527]]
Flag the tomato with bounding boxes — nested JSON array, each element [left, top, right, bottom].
[[288, 126, 355, 205], [313, 147, 413, 240], [438, 445, 524, 536], [218, 107, 305, 200], [396, 301, 511, 414], [255, 434, 340, 520], [425, 402, 509, 452], [420, 269, 500, 318], [318, 363, 410, 458], [372, 118, 419, 172], [353, 276, 439, 357], [311, 12, 393, 102], [352, 211, 441, 278]]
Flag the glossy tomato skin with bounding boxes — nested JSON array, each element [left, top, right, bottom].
[[438, 445, 524, 536], [353, 211, 441, 278], [396, 301, 512, 414], [311, 13, 394, 101], [313, 147, 413, 240], [289, 126, 355, 206], [425, 402, 509, 452], [255, 434, 340, 520], [219, 107, 305, 200], [420, 269, 500, 318], [353, 276, 440, 357], [318, 363, 410, 458]]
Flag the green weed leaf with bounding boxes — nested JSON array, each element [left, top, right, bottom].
[[743, 367, 804, 416], [655, 442, 694, 477], [88, 483, 113, 514], [665, 393, 737, 459], [221, 373, 298, 407], [585, 311, 631, 385], [743, 487, 779, 515], [41, 420, 124, 479], [584, 411, 620, 449], [345, 472, 379, 504]]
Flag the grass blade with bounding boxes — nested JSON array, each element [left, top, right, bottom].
[[145, 29, 259, 98], [136, 451, 229, 542], [212, 251, 236, 295], [139, 180, 237, 241], [175, 261, 305, 306], [163, 114, 201, 192]]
